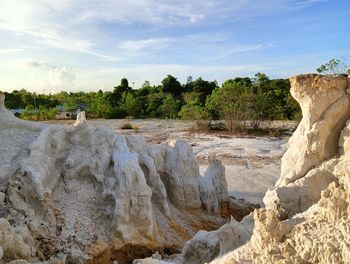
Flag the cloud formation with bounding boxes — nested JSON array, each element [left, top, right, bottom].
[[0, 0, 344, 92], [0, 0, 324, 55], [27, 61, 76, 92], [0, 48, 24, 54], [0, 1, 118, 60]]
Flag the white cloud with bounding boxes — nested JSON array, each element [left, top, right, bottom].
[[26, 61, 76, 93], [0, 0, 119, 61], [0, 48, 24, 54], [75, 0, 210, 26], [117, 33, 230, 54], [0, 0, 327, 92], [118, 38, 177, 52], [74, 0, 322, 26], [0, 0, 323, 59], [205, 43, 273, 61]]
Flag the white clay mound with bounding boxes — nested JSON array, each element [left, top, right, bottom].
[[0, 91, 233, 264]]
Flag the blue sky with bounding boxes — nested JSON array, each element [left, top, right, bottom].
[[0, 0, 349, 93]]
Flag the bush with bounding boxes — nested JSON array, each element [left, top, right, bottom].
[[316, 58, 350, 75], [133, 125, 140, 133], [120, 122, 133, 129], [179, 100, 211, 131]]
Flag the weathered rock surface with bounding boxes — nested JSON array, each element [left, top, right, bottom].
[[139, 74, 350, 264], [281, 74, 349, 183], [173, 74, 350, 264], [0, 92, 234, 263], [265, 74, 350, 217], [4, 73, 350, 264], [0, 218, 31, 263], [178, 215, 254, 264], [212, 159, 350, 263]]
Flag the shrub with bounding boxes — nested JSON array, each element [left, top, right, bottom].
[[179, 100, 211, 131], [316, 58, 350, 75], [120, 122, 133, 129]]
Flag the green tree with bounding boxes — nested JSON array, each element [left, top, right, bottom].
[[161, 75, 183, 97], [111, 78, 132, 107], [206, 79, 269, 131], [121, 92, 143, 117], [161, 95, 181, 119], [185, 77, 217, 105], [180, 101, 211, 130], [144, 90, 166, 117], [120, 78, 129, 88], [316, 58, 350, 75]]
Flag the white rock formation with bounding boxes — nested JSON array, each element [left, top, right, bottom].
[[4, 73, 349, 264], [265, 74, 350, 217], [212, 154, 350, 263], [199, 159, 228, 214], [73, 110, 86, 126], [140, 74, 350, 264], [0, 92, 231, 263], [0, 93, 43, 187], [178, 215, 254, 264], [176, 74, 350, 264]]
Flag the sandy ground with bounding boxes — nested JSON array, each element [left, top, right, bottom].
[[192, 135, 287, 205], [44, 119, 298, 206]]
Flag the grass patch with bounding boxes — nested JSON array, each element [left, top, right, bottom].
[[120, 122, 133, 129], [120, 122, 141, 133], [243, 127, 288, 137], [188, 119, 290, 137]]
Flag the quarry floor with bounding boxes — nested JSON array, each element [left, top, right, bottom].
[[43, 119, 298, 206]]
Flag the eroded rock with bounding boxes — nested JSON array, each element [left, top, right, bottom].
[[0, 218, 31, 262], [0, 92, 232, 263], [207, 74, 350, 264], [265, 74, 350, 217]]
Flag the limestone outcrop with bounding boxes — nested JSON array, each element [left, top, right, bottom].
[[208, 74, 350, 264], [0, 93, 232, 264], [265, 74, 350, 217], [137, 74, 350, 264], [178, 215, 254, 264], [212, 152, 350, 263]]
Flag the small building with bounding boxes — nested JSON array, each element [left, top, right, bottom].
[[55, 111, 73, 120], [55, 104, 86, 120], [11, 109, 24, 117]]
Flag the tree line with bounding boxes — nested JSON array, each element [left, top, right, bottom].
[[3, 73, 301, 127]]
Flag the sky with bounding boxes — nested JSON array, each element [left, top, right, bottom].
[[0, 0, 349, 93]]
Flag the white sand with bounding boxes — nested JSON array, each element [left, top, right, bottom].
[[193, 135, 287, 206]]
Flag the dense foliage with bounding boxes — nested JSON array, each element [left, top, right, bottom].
[[3, 73, 301, 123]]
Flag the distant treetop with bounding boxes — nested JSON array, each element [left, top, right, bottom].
[[316, 58, 350, 75]]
